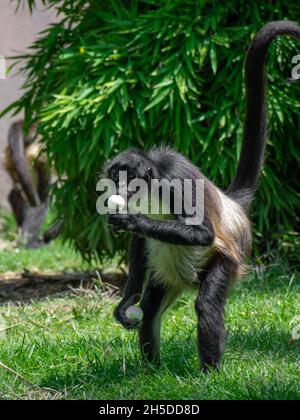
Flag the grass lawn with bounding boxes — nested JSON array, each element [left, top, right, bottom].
[[0, 240, 299, 400]]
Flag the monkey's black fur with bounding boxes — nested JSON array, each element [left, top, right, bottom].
[[228, 21, 300, 199], [104, 22, 300, 371]]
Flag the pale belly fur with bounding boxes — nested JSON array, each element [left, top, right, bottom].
[[143, 188, 248, 289], [146, 239, 212, 289]]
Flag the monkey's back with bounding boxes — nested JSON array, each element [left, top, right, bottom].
[[146, 189, 251, 289]]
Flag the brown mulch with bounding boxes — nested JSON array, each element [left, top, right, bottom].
[[0, 268, 127, 304]]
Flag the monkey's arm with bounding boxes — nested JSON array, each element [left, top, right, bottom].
[[108, 214, 214, 246], [8, 123, 40, 207], [114, 235, 147, 329]]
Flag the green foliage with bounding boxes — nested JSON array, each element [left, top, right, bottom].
[[5, 0, 300, 260]]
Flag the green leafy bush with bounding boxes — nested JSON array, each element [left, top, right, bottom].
[[5, 0, 300, 261]]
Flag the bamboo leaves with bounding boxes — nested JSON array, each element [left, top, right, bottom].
[[5, 0, 300, 260]]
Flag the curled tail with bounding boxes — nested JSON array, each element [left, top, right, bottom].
[[227, 21, 300, 206]]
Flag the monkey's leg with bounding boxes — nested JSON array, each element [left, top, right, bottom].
[[195, 254, 236, 372], [21, 203, 47, 248], [36, 161, 51, 203], [7, 122, 41, 207], [114, 235, 147, 329], [139, 278, 180, 365], [8, 187, 27, 227]]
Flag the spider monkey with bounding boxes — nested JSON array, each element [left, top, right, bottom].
[[4, 120, 61, 247], [104, 21, 300, 371]]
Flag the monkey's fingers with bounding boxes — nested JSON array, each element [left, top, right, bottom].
[[107, 214, 134, 233], [286, 77, 300, 84], [108, 213, 127, 225]]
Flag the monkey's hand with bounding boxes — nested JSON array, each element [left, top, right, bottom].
[[108, 213, 139, 233], [114, 296, 142, 330]]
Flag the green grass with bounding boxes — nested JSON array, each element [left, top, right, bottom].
[[0, 241, 299, 400], [0, 241, 89, 274], [0, 209, 100, 273]]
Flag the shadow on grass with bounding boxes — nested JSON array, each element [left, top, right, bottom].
[[227, 327, 300, 355], [235, 265, 300, 295], [38, 326, 299, 399]]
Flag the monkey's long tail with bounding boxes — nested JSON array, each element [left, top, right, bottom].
[[227, 21, 300, 206]]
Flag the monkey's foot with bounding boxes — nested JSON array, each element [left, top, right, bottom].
[[114, 298, 143, 330], [114, 306, 142, 330]]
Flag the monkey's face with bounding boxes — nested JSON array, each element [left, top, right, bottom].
[[106, 149, 155, 198]]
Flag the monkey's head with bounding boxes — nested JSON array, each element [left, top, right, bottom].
[[105, 149, 157, 197]]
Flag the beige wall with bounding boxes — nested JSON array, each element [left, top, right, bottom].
[[0, 0, 57, 209]]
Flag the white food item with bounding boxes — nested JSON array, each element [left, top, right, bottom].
[[125, 305, 144, 322], [107, 194, 126, 210]]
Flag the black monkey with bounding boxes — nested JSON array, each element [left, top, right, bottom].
[[103, 21, 300, 371]]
